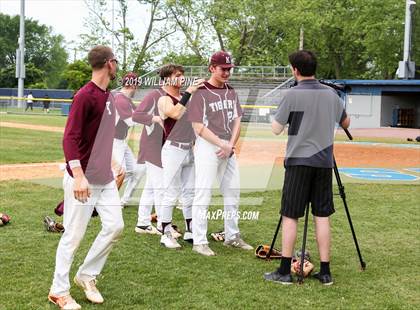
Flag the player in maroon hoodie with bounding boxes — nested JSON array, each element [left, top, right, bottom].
[[48, 46, 123, 310]]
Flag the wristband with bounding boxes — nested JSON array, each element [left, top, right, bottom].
[[179, 91, 192, 106], [69, 160, 81, 169]]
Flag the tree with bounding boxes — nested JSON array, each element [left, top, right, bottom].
[[61, 60, 92, 91], [161, 52, 207, 65], [0, 63, 44, 88], [0, 13, 68, 88]]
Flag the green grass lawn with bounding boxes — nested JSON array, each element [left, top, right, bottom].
[[0, 113, 416, 145], [0, 127, 64, 164], [0, 113, 67, 127], [0, 181, 419, 309], [0, 106, 63, 115]]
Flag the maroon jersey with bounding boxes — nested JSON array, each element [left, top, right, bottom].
[[163, 93, 195, 144], [132, 89, 165, 167], [187, 81, 242, 140], [114, 91, 134, 140], [63, 81, 115, 184]]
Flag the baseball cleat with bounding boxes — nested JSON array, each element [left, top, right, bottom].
[[263, 270, 293, 285], [192, 244, 216, 256], [183, 230, 193, 243], [223, 234, 253, 250], [135, 225, 162, 235], [48, 293, 81, 310], [160, 231, 182, 249], [74, 276, 104, 304]]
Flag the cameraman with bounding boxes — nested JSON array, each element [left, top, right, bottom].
[[264, 50, 350, 285]]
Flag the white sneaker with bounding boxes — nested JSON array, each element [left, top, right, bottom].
[[183, 231, 193, 243], [193, 244, 216, 256], [223, 234, 253, 250], [160, 231, 182, 249], [73, 276, 104, 304], [135, 225, 162, 235], [48, 293, 81, 310]]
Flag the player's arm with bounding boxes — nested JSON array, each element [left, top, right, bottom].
[[63, 94, 91, 203], [159, 79, 205, 120], [158, 96, 184, 120], [229, 116, 242, 146], [192, 122, 230, 152], [272, 120, 285, 135], [336, 96, 350, 129], [132, 95, 163, 129], [272, 95, 288, 135]]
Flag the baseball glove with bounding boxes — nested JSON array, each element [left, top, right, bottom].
[[151, 213, 158, 223], [210, 230, 225, 242], [0, 212, 11, 226], [44, 216, 65, 233], [255, 244, 282, 259], [291, 256, 314, 277]]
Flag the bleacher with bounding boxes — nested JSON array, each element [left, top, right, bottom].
[[133, 65, 294, 123]]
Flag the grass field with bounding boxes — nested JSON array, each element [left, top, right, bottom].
[[1, 113, 419, 309], [0, 181, 419, 309], [0, 113, 67, 127], [0, 127, 64, 164], [1, 113, 415, 145]]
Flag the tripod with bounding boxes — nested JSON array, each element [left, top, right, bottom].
[[266, 128, 366, 282]]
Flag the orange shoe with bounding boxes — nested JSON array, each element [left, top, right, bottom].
[[48, 293, 81, 310]]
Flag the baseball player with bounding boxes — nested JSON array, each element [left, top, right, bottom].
[[25, 91, 34, 111], [157, 64, 204, 249], [188, 51, 253, 256], [132, 75, 166, 235], [48, 45, 123, 310], [112, 72, 146, 207]]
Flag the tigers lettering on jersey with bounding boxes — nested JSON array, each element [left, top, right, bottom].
[[188, 81, 242, 140]]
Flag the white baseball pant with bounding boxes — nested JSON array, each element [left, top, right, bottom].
[[160, 140, 194, 226], [50, 171, 124, 296], [112, 138, 146, 205], [136, 161, 163, 228], [192, 136, 240, 245]]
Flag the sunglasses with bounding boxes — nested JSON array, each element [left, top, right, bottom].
[[105, 58, 119, 65]]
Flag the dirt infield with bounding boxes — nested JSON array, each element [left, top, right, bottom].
[[0, 162, 63, 181], [237, 140, 420, 168], [0, 121, 64, 133], [1, 142, 418, 181], [1, 122, 419, 181]]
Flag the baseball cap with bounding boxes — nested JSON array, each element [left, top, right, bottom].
[[209, 51, 235, 68], [122, 72, 139, 86]]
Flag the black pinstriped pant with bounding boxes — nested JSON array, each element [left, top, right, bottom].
[[281, 165, 335, 219]]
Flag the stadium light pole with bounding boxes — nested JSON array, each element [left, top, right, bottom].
[[16, 0, 25, 108], [398, 0, 416, 79]]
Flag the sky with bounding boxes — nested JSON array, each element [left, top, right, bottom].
[[0, 0, 150, 58]]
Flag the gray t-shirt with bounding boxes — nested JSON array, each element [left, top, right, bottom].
[[274, 79, 346, 168]]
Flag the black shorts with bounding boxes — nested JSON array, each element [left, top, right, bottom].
[[281, 165, 335, 219]]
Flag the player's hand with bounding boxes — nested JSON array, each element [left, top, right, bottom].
[[186, 78, 205, 94], [73, 175, 91, 203], [216, 142, 234, 159], [152, 115, 164, 128]]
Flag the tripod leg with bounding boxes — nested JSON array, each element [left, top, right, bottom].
[[298, 204, 310, 284], [333, 159, 366, 270], [266, 215, 282, 259]]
